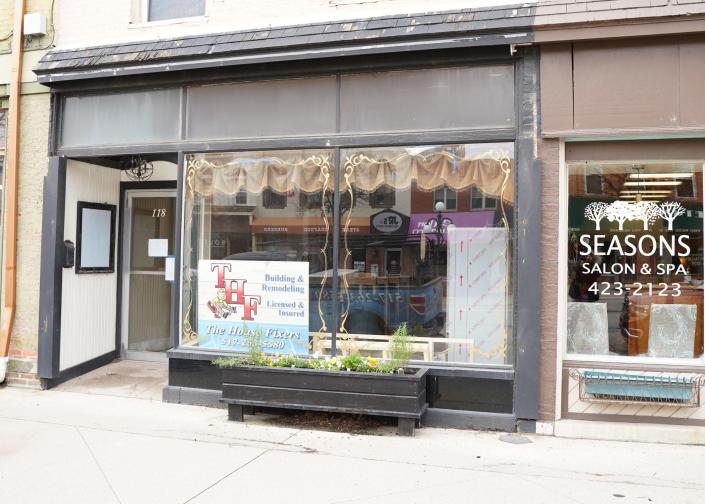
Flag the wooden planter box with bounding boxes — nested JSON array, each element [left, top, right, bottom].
[[221, 365, 428, 436]]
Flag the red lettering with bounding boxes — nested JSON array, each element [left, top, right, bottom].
[[226, 279, 246, 305], [211, 263, 231, 289], [242, 295, 261, 321]]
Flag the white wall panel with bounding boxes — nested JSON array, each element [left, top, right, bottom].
[[60, 161, 121, 371]]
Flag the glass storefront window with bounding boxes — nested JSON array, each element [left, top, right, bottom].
[[567, 162, 704, 360], [336, 142, 515, 364], [181, 150, 334, 353], [181, 143, 515, 365]]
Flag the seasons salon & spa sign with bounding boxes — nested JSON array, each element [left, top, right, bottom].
[[579, 200, 691, 296]]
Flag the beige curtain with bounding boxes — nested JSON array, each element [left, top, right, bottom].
[[188, 149, 513, 203]]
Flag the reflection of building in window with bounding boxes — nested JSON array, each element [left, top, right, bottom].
[[433, 187, 457, 211], [370, 186, 395, 208], [299, 190, 322, 210], [147, 0, 205, 21], [676, 175, 696, 199], [262, 188, 287, 209], [585, 173, 603, 194], [470, 187, 496, 210], [234, 188, 247, 205]]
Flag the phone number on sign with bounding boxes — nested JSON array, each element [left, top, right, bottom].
[[588, 282, 682, 297]]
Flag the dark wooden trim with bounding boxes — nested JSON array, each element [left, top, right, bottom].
[[38, 157, 67, 379], [42, 351, 116, 389], [513, 45, 541, 422], [221, 365, 429, 435]]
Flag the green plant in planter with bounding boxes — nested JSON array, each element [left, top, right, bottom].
[[214, 323, 415, 373], [389, 323, 413, 372], [244, 323, 263, 362]]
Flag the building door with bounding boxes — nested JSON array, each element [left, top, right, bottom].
[[121, 189, 177, 360]]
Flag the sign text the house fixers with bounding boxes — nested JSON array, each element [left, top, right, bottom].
[[197, 260, 310, 354]]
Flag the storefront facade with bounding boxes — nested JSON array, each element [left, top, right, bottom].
[[34, 12, 542, 431], [540, 33, 705, 440]]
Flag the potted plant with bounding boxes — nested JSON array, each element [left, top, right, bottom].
[[214, 324, 428, 436]]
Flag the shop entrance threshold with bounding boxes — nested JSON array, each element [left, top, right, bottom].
[[53, 360, 167, 402]]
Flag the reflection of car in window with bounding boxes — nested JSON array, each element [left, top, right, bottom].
[[224, 250, 443, 337]]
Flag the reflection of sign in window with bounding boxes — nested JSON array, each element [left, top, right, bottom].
[[371, 210, 409, 235]]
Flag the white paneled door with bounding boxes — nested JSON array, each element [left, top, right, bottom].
[[121, 190, 176, 361]]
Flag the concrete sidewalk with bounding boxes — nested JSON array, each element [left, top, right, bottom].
[[1, 387, 704, 504]]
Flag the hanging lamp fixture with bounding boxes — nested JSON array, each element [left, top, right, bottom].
[[124, 155, 154, 182]]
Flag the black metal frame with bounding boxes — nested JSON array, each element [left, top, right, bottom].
[[75, 201, 117, 274], [39, 46, 541, 426]]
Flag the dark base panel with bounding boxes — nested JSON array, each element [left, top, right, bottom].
[[168, 356, 223, 390], [41, 351, 117, 389], [516, 419, 536, 433], [162, 385, 225, 408], [423, 408, 517, 432]]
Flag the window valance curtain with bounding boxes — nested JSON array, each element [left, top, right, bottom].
[[187, 148, 514, 203]]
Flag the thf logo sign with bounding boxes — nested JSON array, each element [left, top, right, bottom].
[[211, 263, 261, 321]]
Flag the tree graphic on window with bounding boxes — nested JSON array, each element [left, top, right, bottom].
[[584, 202, 609, 230], [605, 201, 635, 231], [633, 201, 661, 231], [659, 201, 686, 231]]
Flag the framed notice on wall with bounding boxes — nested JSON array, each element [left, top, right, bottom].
[[197, 260, 310, 355], [75, 201, 116, 274]]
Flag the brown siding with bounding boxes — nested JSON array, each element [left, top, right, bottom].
[[566, 139, 705, 161], [539, 44, 573, 133], [541, 35, 705, 135], [538, 137, 560, 421], [679, 36, 705, 128]]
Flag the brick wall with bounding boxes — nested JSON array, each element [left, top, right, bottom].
[[0, 0, 53, 387], [537, 136, 560, 421], [5, 92, 50, 388]]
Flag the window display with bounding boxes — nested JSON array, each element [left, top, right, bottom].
[[182, 143, 515, 364], [567, 162, 704, 360]]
